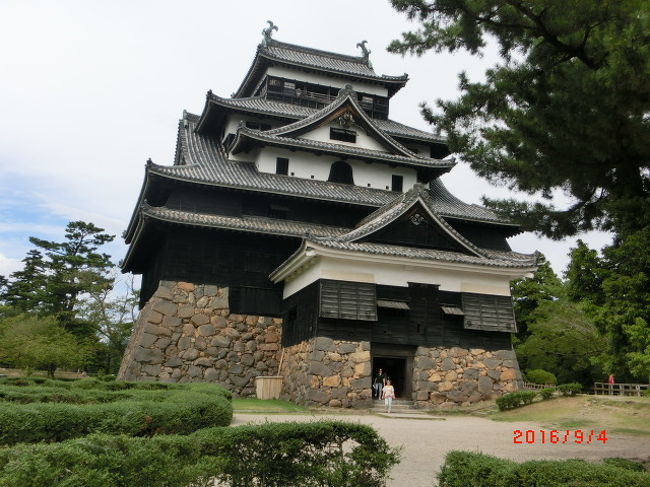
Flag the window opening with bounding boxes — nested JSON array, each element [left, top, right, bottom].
[[328, 161, 354, 185], [391, 175, 403, 192], [330, 128, 357, 143], [276, 157, 289, 175]]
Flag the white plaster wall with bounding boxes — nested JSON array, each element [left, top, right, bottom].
[[283, 256, 522, 299], [301, 124, 387, 152], [254, 146, 417, 191], [266, 66, 389, 97]]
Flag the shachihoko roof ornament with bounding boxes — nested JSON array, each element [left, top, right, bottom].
[[356, 40, 372, 69], [261, 20, 278, 48]]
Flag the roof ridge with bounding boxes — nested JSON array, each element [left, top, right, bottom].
[[264, 39, 371, 66]]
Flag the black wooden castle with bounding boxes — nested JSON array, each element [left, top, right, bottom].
[[120, 25, 537, 403]]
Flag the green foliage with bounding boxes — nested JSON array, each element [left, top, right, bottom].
[[0, 393, 232, 445], [389, 0, 650, 239], [603, 458, 647, 473], [515, 295, 605, 385], [0, 422, 400, 487], [495, 391, 536, 411], [525, 369, 557, 386], [0, 314, 94, 376], [438, 451, 650, 487], [538, 388, 556, 401], [557, 383, 582, 396]]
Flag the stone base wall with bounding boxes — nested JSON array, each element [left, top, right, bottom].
[[279, 337, 372, 408], [117, 281, 281, 396], [411, 346, 523, 407]]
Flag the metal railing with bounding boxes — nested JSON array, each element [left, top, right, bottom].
[[593, 382, 649, 396]]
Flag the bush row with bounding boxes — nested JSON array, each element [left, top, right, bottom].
[[438, 451, 650, 487], [495, 391, 536, 411], [0, 421, 400, 487], [0, 377, 232, 399], [0, 392, 232, 445], [0, 382, 231, 404], [525, 369, 558, 386]]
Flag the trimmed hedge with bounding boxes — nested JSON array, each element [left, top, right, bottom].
[[525, 369, 557, 386], [604, 458, 647, 472], [0, 382, 231, 405], [538, 387, 556, 400], [495, 391, 536, 411], [0, 421, 400, 487], [438, 451, 650, 487], [0, 391, 232, 445], [557, 383, 582, 396]]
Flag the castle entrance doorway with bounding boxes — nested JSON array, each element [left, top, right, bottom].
[[371, 344, 415, 399]]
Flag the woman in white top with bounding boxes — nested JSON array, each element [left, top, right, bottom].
[[381, 379, 395, 413]]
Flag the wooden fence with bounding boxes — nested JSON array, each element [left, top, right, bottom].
[[522, 382, 555, 391], [593, 382, 649, 396]]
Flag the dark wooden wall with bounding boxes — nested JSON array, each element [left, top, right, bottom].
[[281, 280, 512, 350]]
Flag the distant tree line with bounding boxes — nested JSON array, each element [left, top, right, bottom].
[[0, 221, 137, 377], [390, 0, 649, 385]]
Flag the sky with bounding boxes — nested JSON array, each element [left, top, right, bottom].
[[0, 0, 612, 281]]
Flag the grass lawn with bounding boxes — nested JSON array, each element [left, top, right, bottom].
[[488, 395, 650, 436], [232, 398, 309, 413]]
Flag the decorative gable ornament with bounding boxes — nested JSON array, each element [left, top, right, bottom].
[[410, 213, 425, 226]]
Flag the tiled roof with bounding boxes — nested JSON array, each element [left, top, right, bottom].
[[338, 184, 485, 257], [141, 204, 348, 239], [150, 116, 512, 226], [263, 40, 379, 78], [233, 129, 453, 170], [306, 239, 539, 269], [202, 94, 446, 143]]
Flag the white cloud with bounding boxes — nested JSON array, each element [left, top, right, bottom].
[[0, 252, 23, 277]]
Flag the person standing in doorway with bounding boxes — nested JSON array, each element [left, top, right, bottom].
[[382, 379, 395, 413], [373, 368, 387, 399]]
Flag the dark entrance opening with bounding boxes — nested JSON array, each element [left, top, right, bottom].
[[372, 357, 407, 398]]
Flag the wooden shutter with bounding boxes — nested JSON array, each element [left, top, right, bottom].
[[319, 280, 377, 321], [461, 293, 517, 333]]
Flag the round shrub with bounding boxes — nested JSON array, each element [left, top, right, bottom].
[[557, 383, 582, 396], [538, 387, 556, 400], [525, 369, 557, 385]]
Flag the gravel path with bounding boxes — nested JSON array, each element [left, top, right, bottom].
[[233, 413, 650, 487]]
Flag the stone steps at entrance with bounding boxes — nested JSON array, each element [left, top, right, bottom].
[[371, 399, 415, 411]]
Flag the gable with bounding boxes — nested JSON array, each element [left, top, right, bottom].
[[296, 118, 387, 152], [359, 202, 473, 253]]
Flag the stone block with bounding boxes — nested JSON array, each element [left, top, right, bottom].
[[328, 399, 342, 407], [441, 358, 456, 371], [203, 285, 219, 297], [209, 295, 228, 310], [445, 370, 457, 381], [195, 357, 212, 367], [148, 310, 163, 324], [313, 336, 335, 352], [360, 341, 370, 351], [229, 364, 243, 374], [354, 361, 371, 377], [338, 342, 356, 354], [450, 347, 469, 358], [430, 392, 447, 404], [309, 350, 325, 361], [154, 285, 173, 300], [211, 336, 231, 348], [197, 324, 216, 336], [177, 306, 194, 319], [323, 375, 341, 387], [258, 343, 279, 351], [195, 296, 211, 308], [487, 368, 501, 380], [461, 381, 477, 394], [500, 369, 516, 381], [145, 324, 171, 337], [140, 333, 157, 348], [152, 301, 177, 317], [469, 349, 485, 355], [495, 350, 516, 360], [464, 368, 479, 380], [350, 377, 370, 389], [414, 356, 434, 369], [178, 337, 192, 350], [177, 282, 195, 292], [164, 357, 183, 367], [142, 364, 161, 376], [264, 333, 280, 343], [306, 389, 330, 404], [204, 368, 219, 381], [478, 376, 493, 394], [415, 346, 429, 356], [155, 337, 171, 350], [349, 351, 370, 363], [134, 347, 163, 364], [161, 316, 181, 328], [182, 323, 195, 336], [215, 359, 227, 369], [221, 327, 240, 338], [485, 358, 502, 369], [191, 314, 210, 326], [182, 348, 200, 361], [309, 361, 332, 376], [438, 381, 453, 392], [194, 336, 206, 350], [414, 391, 430, 401], [428, 372, 442, 382], [241, 354, 254, 366]]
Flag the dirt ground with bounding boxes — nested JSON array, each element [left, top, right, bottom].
[[233, 413, 650, 487]]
